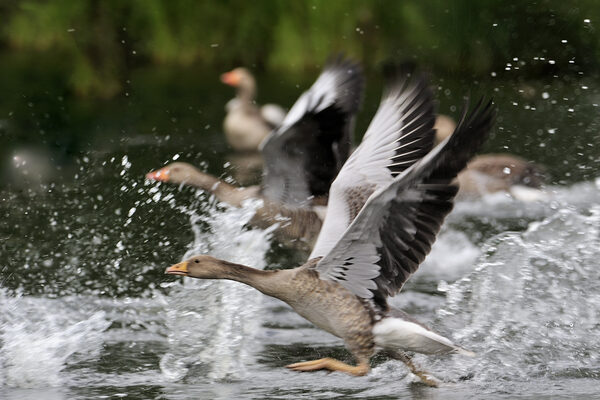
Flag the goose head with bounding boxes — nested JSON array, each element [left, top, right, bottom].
[[164, 255, 227, 279], [221, 67, 256, 100], [145, 162, 221, 192]]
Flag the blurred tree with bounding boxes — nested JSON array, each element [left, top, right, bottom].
[[1, 0, 598, 97]]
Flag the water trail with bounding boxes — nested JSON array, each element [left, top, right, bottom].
[[159, 198, 275, 381], [429, 205, 600, 391], [0, 290, 110, 388]]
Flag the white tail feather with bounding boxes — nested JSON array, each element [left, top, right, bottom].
[[373, 317, 473, 356]]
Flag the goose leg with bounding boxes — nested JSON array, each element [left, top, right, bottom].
[[286, 358, 369, 376], [388, 350, 439, 387]]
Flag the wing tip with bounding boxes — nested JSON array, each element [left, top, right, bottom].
[[322, 53, 365, 113]]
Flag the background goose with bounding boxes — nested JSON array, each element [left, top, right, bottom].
[[221, 67, 286, 152], [165, 68, 496, 385], [434, 115, 545, 200], [144, 161, 324, 246], [148, 56, 364, 243]]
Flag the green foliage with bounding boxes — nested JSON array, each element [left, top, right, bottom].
[[2, 0, 599, 97]]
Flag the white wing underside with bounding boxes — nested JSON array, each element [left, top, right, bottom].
[[312, 136, 450, 298], [310, 97, 495, 300], [310, 82, 431, 260], [277, 70, 342, 133]]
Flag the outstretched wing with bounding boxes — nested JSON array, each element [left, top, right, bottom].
[[260, 55, 364, 206], [309, 69, 436, 259], [310, 99, 496, 299]]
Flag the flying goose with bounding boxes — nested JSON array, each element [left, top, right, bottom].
[[147, 56, 364, 243], [164, 70, 496, 385]]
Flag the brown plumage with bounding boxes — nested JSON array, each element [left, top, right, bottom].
[[434, 115, 545, 199], [164, 91, 496, 385], [221, 67, 285, 152]]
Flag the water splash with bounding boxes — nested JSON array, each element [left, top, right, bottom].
[[415, 228, 481, 282], [430, 206, 600, 392], [452, 180, 600, 220], [0, 290, 110, 388], [159, 199, 275, 381]]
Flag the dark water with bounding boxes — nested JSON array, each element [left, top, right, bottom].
[[1, 52, 600, 399]]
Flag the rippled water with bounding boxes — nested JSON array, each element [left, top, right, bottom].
[[3, 179, 600, 399], [2, 62, 600, 398]]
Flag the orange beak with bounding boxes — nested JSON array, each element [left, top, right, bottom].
[[220, 71, 240, 87], [165, 262, 189, 276], [145, 168, 169, 182]]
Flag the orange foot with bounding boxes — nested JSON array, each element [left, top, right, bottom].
[[286, 358, 369, 376], [393, 351, 439, 387]]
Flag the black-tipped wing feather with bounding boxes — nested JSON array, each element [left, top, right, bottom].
[[310, 70, 437, 259], [312, 99, 496, 299], [261, 56, 364, 206]]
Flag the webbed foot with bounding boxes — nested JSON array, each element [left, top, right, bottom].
[[286, 358, 369, 376], [388, 350, 440, 387]]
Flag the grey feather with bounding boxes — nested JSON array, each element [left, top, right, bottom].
[[312, 98, 496, 299]]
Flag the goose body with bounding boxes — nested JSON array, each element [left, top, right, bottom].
[[221, 67, 285, 152], [435, 115, 545, 200], [165, 69, 496, 385]]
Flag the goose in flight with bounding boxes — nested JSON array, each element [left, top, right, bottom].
[[147, 56, 364, 243], [164, 69, 496, 385]]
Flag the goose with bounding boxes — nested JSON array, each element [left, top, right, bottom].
[[164, 70, 496, 385], [221, 67, 286, 152], [144, 161, 324, 244], [147, 56, 364, 243], [435, 115, 545, 200]]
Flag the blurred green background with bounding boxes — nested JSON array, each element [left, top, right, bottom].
[[0, 0, 599, 186], [1, 0, 598, 97]]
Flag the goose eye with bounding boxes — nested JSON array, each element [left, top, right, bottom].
[[194, 259, 199, 264]]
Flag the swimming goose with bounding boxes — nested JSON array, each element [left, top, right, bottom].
[[148, 56, 364, 243], [435, 116, 545, 200], [165, 77, 496, 384], [457, 153, 546, 200], [221, 67, 286, 151]]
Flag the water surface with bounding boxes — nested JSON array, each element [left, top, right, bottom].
[[1, 55, 600, 399]]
